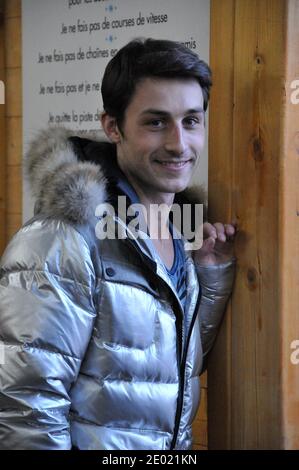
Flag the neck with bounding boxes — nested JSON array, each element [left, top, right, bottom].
[[126, 179, 174, 242]]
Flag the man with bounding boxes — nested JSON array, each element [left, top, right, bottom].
[[0, 38, 236, 450]]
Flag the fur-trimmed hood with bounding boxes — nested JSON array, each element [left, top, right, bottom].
[[25, 126, 206, 225], [26, 127, 108, 224]]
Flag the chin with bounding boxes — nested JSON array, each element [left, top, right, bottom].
[[171, 179, 191, 193], [162, 182, 189, 195]]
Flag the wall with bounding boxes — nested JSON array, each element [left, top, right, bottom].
[[208, 0, 299, 449], [1, 0, 22, 246], [0, 0, 6, 254]]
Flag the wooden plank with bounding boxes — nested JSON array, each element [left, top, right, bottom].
[[231, 0, 285, 449], [208, 0, 297, 449], [0, 2, 4, 67], [5, 66, 22, 117], [7, 164, 22, 215], [192, 371, 207, 442], [200, 370, 207, 388], [6, 116, 22, 165], [281, 0, 299, 449], [4, 2, 23, 235], [0, 0, 6, 254], [197, 388, 207, 421], [5, 16, 21, 68], [4, 0, 21, 19], [193, 444, 207, 451], [208, 0, 235, 450], [192, 419, 208, 447]]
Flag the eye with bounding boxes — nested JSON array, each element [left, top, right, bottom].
[[144, 118, 166, 129], [183, 116, 202, 128]]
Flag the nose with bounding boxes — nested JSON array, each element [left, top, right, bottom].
[[164, 123, 187, 155]]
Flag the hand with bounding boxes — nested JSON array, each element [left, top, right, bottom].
[[193, 222, 237, 266]]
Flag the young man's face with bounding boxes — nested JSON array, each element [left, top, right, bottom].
[[103, 78, 205, 202]]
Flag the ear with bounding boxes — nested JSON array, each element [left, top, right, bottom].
[[101, 112, 122, 144]]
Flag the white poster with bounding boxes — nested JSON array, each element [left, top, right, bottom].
[[22, 0, 210, 221]]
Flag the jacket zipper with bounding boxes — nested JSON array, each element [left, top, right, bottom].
[[170, 291, 202, 450], [125, 235, 201, 450]]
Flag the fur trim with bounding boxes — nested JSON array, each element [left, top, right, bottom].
[[25, 126, 107, 224]]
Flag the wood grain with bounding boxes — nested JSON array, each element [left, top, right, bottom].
[[3, 0, 22, 248], [209, 0, 299, 449], [0, 0, 6, 254], [280, 0, 299, 449], [208, 0, 235, 450]]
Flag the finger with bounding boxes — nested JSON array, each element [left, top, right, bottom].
[[224, 223, 236, 237], [200, 236, 216, 254], [213, 222, 226, 242], [203, 222, 217, 240]]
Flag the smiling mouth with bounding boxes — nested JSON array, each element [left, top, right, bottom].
[[154, 159, 192, 169]]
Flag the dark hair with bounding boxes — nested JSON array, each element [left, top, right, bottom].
[[101, 38, 212, 131]]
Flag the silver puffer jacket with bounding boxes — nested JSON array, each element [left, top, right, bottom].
[[0, 127, 235, 450]]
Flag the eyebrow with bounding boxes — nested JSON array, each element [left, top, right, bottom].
[[140, 107, 204, 116]]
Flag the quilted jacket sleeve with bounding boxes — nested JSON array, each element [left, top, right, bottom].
[[0, 219, 96, 449], [195, 259, 236, 370]]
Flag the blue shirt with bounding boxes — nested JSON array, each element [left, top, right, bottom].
[[165, 226, 187, 314]]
